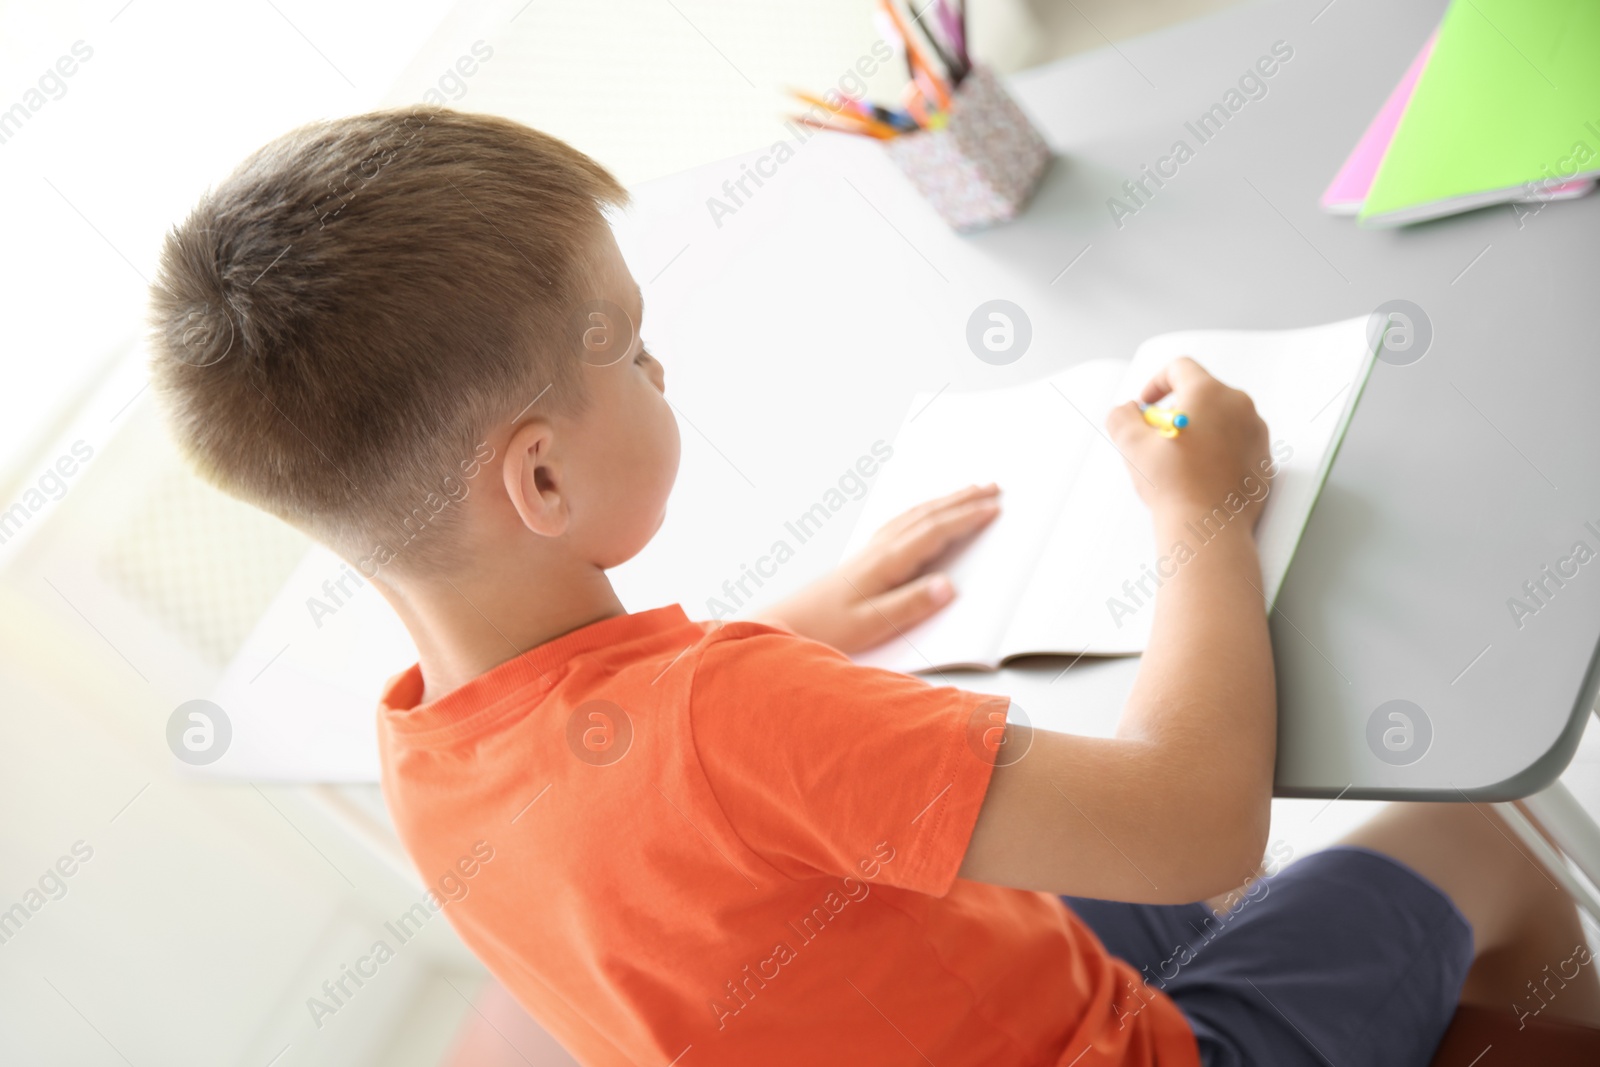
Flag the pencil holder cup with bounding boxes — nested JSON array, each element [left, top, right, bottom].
[[883, 66, 1051, 231]]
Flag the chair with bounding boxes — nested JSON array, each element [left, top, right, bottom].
[[1428, 1004, 1600, 1066]]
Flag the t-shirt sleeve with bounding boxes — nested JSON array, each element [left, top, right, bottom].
[[688, 626, 1008, 896]]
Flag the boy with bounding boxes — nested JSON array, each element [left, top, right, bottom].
[[149, 108, 1597, 1065]]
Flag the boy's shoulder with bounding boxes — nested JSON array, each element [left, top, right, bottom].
[[682, 615, 967, 734], [687, 616, 862, 683]]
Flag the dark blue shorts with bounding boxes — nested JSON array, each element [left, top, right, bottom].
[[1063, 846, 1475, 1067]]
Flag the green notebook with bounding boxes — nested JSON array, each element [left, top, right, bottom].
[[1360, 0, 1600, 227]]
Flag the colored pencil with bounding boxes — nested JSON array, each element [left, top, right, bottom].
[[787, 89, 901, 138], [880, 0, 952, 110], [790, 114, 896, 140], [909, 1, 962, 82], [786, 0, 974, 141]]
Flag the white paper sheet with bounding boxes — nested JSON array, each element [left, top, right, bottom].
[[848, 318, 1378, 671]]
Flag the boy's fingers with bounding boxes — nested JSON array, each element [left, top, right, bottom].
[[877, 483, 999, 540], [1105, 400, 1146, 444], [859, 573, 955, 644], [1138, 356, 1210, 405], [871, 498, 999, 583]]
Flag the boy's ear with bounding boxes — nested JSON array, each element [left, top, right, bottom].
[[501, 420, 569, 538]]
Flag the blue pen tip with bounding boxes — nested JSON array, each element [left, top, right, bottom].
[[1173, 413, 1189, 428]]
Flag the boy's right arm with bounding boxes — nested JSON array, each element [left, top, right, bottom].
[[958, 358, 1277, 904]]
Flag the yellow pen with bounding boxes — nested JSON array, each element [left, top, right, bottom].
[[1140, 404, 1190, 438]]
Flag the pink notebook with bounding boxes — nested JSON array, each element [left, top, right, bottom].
[[1321, 30, 1591, 215], [1321, 32, 1438, 214]]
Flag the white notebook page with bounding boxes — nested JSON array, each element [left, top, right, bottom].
[[844, 359, 1126, 671], [1003, 317, 1378, 658]]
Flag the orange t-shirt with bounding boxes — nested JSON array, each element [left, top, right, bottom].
[[376, 606, 1200, 1066]]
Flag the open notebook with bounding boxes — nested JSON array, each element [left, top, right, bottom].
[[842, 317, 1380, 672]]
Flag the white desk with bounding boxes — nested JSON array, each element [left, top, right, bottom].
[[608, 0, 1600, 804]]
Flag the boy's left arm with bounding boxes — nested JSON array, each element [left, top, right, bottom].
[[750, 483, 1000, 654]]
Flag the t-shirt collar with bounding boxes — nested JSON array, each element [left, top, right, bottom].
[[379, 604, 692, 730]]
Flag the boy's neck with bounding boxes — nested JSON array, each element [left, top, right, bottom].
[[379, 557, 627, 706]]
